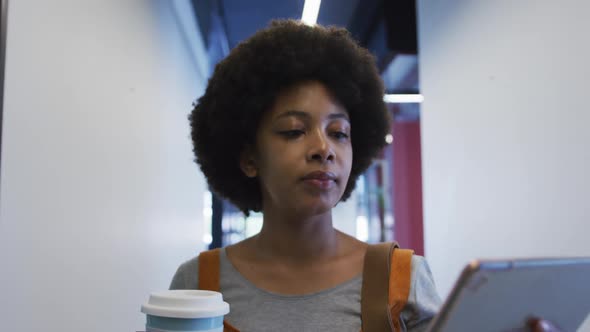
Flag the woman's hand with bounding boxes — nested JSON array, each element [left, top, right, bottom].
[[528, 318, 563, 332]]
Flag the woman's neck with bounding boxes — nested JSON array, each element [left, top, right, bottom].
[[253, 208, 340, 264]]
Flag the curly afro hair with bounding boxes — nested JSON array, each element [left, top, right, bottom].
[[189, 19, 390, 215]]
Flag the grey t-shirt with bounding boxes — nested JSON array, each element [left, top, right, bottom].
[[170, 248, 441, 332]]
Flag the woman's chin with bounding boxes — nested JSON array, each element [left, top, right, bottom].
[[292, 199, 338, 218], [265, 192, 343, 218]]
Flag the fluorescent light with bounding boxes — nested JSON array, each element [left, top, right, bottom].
[[385, 134, 393, 144], [301, 0, 321, 25], [383, 94, 424, 103]]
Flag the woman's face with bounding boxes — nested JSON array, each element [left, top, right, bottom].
[[241, 81, 353, 217]]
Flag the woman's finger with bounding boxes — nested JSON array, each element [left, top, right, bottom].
[[528, 318, 562, 332]]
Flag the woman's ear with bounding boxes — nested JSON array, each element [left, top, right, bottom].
[[239, 146, 258, 178]]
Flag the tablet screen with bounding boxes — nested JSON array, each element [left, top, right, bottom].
[[428, 258, 590, 332]]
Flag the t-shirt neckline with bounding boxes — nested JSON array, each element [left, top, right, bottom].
[[220, 247, 362, 300]]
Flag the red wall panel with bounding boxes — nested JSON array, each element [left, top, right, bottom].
[[392, 121, 424, 255]]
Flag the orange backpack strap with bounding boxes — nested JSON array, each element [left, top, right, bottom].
[[361, 242, 414, 332], [361, 242, 393, 332], [197, 248, 241, 332], [198, 248, 221, 291], [388, 247, 414, 331], [223, 321, 240, 332]]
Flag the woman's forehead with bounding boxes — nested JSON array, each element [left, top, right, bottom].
[[266, 81, 348, 120]]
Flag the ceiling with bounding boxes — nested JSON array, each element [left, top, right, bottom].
[[219, 0, 362, 49], [191, 0, 419, 94]]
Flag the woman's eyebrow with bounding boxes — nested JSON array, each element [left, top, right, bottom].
[[328, 113, 350, 121], [275, 110, 310, 121], [274, 110, 350, 122]]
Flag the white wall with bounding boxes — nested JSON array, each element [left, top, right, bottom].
[[418, 1, 590, 328], [0, 1, 208, 331]]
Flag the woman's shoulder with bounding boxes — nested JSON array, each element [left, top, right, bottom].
[[410, 255, 437, 283], [403, 254, 442, 330], [410, 255, 429, 271], [169, 255, 201, 290]]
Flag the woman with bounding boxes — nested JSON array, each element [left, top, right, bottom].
[[170, 19, 440, 331]]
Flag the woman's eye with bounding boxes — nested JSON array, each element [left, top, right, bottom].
[[279, 130, 305, 138], [331, 131, 350, 140]]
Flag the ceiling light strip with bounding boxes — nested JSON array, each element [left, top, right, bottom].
[[383, 94, 424, 104], [301, 0, 321, 25]]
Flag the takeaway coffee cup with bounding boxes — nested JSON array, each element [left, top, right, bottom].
[[141, 290, 229, 332]]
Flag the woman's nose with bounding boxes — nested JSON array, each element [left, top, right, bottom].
[[307, 129, 335, 162]]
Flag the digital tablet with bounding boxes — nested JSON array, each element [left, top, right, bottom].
[[427, 257, 590, 332]]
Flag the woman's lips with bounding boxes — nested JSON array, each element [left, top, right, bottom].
[[301, 171, 337, 190]]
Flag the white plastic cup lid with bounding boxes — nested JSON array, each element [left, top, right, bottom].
[[141, 290, 230, 319]]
